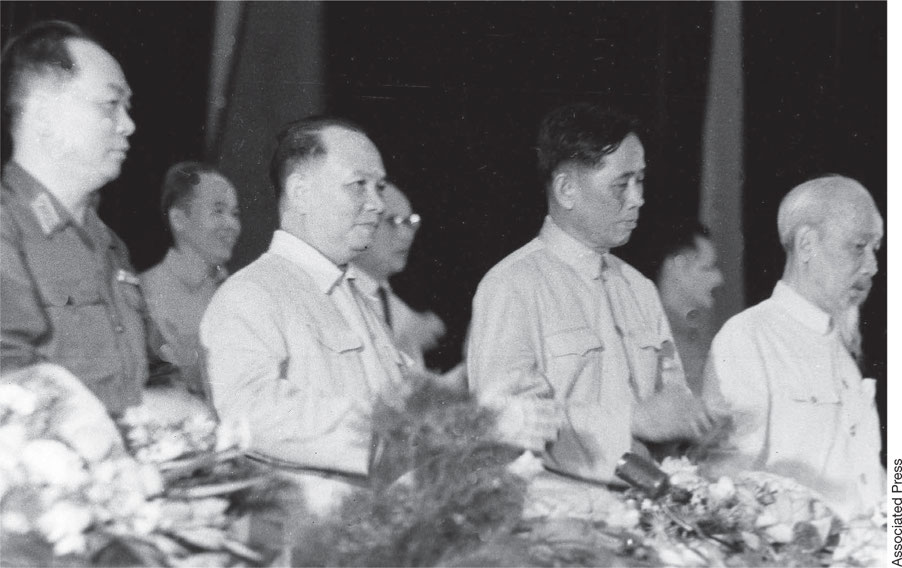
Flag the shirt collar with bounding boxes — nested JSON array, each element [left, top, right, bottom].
[[163, 247, 228, 291], [350, 265, 390, 299], [538, 215, 606, 281], [772, 280, 832, 334], [3, 161, 73, 237], [269, 229, 349, 294]]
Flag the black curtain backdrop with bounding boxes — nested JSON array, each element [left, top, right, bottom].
[[0, 1, 214, 272], [741, 2, 887, 453], [0, 2, 887, 450], [323, 2, 715, 371]]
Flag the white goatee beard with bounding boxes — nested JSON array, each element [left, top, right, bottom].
[[836, 306, 862, 361]]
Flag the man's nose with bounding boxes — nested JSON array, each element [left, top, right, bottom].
[[862, 248, 879, 276], [364, 185, 385, 214], [625, 180, 644, 208], [118, 107, 136, 137], [225, 214, 241, 233], [713, 269, 725, 287]]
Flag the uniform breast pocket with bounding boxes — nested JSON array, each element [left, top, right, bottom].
[[41, 278, 107, 357], [544, 327, 604, 397], [625, 329, 669, 397], [312, 328, 365, 396], [783, 391, 841, 454]]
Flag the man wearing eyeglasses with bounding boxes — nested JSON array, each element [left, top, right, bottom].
[[352, 182, 447, 370]]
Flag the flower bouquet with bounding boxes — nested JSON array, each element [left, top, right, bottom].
[[285, 379, 886, 567], [0, 364, 273, 567]]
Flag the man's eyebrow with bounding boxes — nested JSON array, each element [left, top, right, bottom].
[[107, 83, 132, 98], [612, 168, 645, 181]]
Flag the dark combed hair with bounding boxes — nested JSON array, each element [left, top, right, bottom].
[[536, 102, 640, 186], [635, 217, 711, 282], [268, 115, 368, 202], [1, 20, 95, 137], [160, 161, 220, 220]]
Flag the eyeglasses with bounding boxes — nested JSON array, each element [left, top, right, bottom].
[[384, 213, 422, 230]]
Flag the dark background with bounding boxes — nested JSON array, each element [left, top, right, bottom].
[[1, 2, 887, 453]]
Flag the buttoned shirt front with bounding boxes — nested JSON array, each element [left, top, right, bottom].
[[200, 230, 408, 476], [0, 162, 168, 414], [703, 281, 885, 519], [352, 269, 435, 369], [468, 216, 686, 483], [141, 248, 228, 400]]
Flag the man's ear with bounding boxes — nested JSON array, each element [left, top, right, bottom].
[[660, 255, 682, 284], [283, 171, 311, 213], [670, 253, 689, 272], [795, 225, 817, 262], [29, 92, 62, 152], [169, 207, 189, 235], [550, 170, 577, 210]]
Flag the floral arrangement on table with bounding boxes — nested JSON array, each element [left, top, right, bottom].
[[0, 364, 274, 567], [288, 380, 886, 567]]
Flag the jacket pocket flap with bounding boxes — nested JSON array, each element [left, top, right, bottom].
[[546, 328, 603, 356], [43, 280, 102, 307], [315, 328, 363, 353], [790, 387, 840, 405], [628, 329, 664, 350]]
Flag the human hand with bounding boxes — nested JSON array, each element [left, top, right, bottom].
[[419, 311, 447, 351], [632, 385, 718, 443], [485, 396, 564, 452]]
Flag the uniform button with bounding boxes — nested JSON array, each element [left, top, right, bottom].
[[809, 396, 818, 403], [115, 325, 125, 333]]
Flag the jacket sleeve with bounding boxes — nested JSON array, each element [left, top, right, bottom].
[[701, 318, 769, 472], [0, 207, 50, 371]]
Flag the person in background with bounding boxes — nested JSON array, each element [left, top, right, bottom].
[[200, 116, 412, 516], [141, 162, 241, 403], [352, 181, 466, 388], [702, 175, 884, 520], [639, 220, 723, 395], [0, 20, 174, 416], [468, 103, 720, 484]]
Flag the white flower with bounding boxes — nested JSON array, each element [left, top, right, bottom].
[[137, 432, 188, 463], [0, 383, 38, 415], [0, 423, 28, 454], [64, 423, 116, 463], [109, 490, 147, 520], [604, 500, 641, 530], [185, 415, 217, 443], [36, 501, 93, 547], [130, 500, 162, 535], [708, 476, 736, 503], [137, 463, 164, 497], [21, 439, 88, 489], [764, 523, 794, 543], [52, 533, 87, 556]]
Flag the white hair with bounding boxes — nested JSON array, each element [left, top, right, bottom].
[[776, 175, 870, 252]]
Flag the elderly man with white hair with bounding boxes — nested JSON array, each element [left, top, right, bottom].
[[701, 174, 885, 520]]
